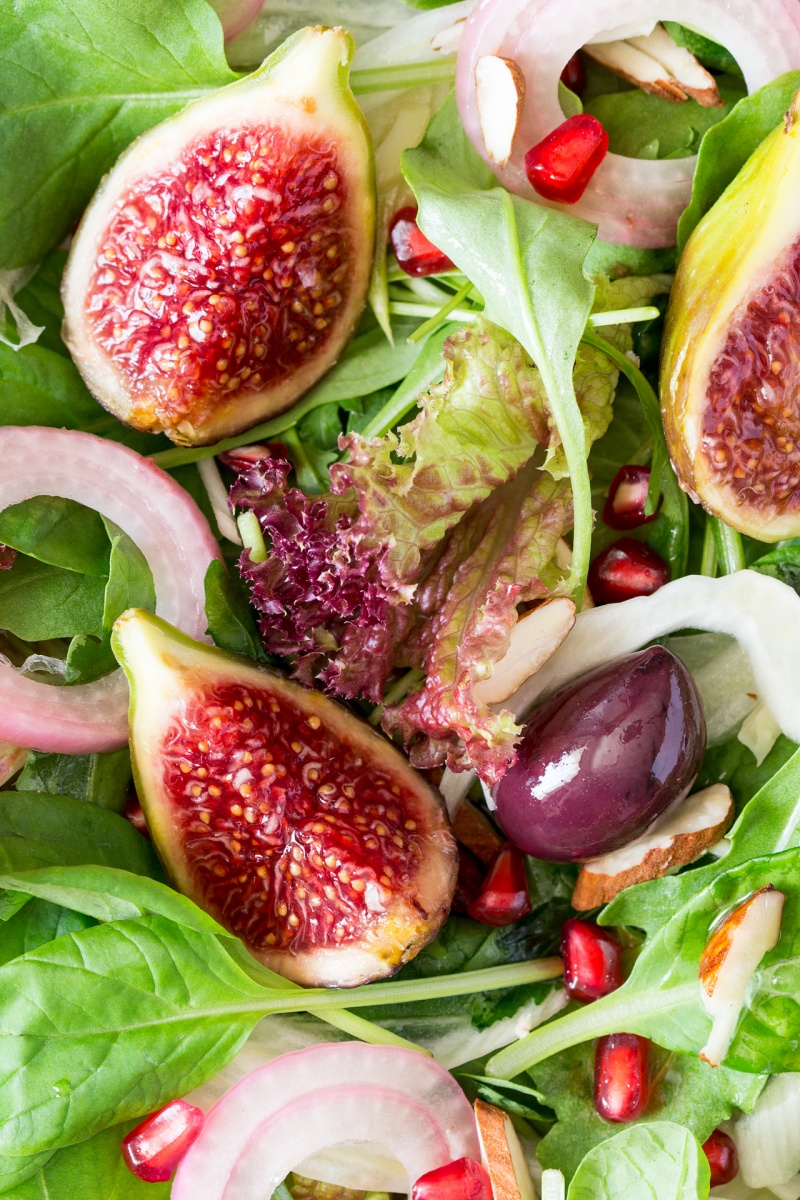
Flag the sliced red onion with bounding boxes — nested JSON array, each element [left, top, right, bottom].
[[0, 427, 221, 754], [457, 0, 800, 246], [172, 1043, 479, 1200]]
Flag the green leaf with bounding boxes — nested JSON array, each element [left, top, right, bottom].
[[11, 251, 69, 357], [403, 92, 597, 595], [533, 1042, 763, 1180], [0, 555, 105, 640], [0, 497, 111, 577], [662, 23, 742, 76], [567, 1122, 710, 1200], [18, 747, 132, 812], [677, 72, 800, 252], [0, 899, 95, 968], [750, 543, 800, 595], [0, 0, 235, 268], [204, 558, 266, 661]]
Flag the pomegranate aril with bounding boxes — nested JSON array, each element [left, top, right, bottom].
[[390, 206, 455, 277], [702, 1129, 739, 1188], [561, 918, 623, 1003], [122, 1099, 204, 1183], [412, 1157, 493, 1200], [588, 538, 670, 604], [603, 465, 657, 531], [594, 1033, 650, 1123], [524, 114, 608, 204], [467, 842, 531, 927], [560, 53, 586, 95]]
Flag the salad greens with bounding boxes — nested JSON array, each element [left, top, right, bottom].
[[566, 1123, 710, 1200]]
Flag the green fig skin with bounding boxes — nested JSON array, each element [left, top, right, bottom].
[[661, 88, 800, 539], [111, 609, 457, 988], [63, 28, 376, 447]]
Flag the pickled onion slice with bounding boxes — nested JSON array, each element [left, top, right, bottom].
[[172, 1043, 479, 1200], [456, 0, 800, 247], [0, 427, 220, 754]]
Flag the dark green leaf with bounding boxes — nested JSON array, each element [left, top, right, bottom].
[[0, 555, 105, 640], [663, 23, 742, 75], [18, 747, 132, 811], [567, 1122, 710, 1200], [750, 543, 800, 596], [0, 0, 235, 268], [0, 497, 110, 577], [11, 252, 69, 357], [204, 558, 267, 661], [296, 402, 345, 453]]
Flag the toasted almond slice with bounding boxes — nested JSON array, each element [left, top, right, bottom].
[[699, 885, 784, 1067], [572, 783, 735, 909], [474, 1099, 536, 1200], [475, 56, 526, 168], [452, 796, 504, 865], [430, 17, 466, 55], [0, 740, 26, 787], [473, 597, 576, 707], [627, 25, 723, 107], [583, 40, 688, 102]]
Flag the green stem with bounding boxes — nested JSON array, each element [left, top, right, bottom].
[[711, 517, 746, 575], [359, 324, 455, 441], [700, 518, 718, 578], [236, 511, 267, 564], [389, 300, 476, 324], [350, 59, 456, 95], [587, 306, 661, 328], [282, 426, 327, 493], [409, 280, 474, 344], [369, 667, 425, 725]]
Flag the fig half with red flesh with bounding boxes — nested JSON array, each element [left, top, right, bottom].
[[662, 88, 800, 539], [111, 609, 457, 987], [62, 27, 375, 447]]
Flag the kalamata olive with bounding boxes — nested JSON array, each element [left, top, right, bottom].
[[492, 647, 706, 861]]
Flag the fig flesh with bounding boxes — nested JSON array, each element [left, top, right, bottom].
[[492, 646, 706, 862], [62, 28, 375, 446], [112, 609, 457, 987], [662, 88, 800, 538]]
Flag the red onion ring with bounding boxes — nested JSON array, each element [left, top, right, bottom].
[[173, 1043, 479, 1200], [457, 0, 800, 246], [0, 427, 221, 754]]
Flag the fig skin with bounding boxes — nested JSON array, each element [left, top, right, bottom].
[[62, 28, 375, 447], [661, 88, 800, 539], [111, 609, 457, 988], [492, 646, 706, 862]]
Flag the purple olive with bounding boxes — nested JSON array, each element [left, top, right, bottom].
[[493, 646, 706, 862]]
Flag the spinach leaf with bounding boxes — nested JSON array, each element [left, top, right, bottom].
[[0, 0, 235, 268], [0, 914, 264, 1157], [18, 747, 132, 811], [1, 1121, 171, 1200], [533, 1042, 762, 1180], [663, 23, 741, 76], [204, 558, 267, 661], [678, 72, 800, 251], [403, 93, 597, 594], [750, 543, 800, 595], [567, 1122, 709, 1200], [0, 899, 95, 968], [0, 497, 110, 577], [10, 252, 68, 357], [0, 555, 105, 640]]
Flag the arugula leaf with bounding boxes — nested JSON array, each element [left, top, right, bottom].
[[403, 93, 597, 596], [0, 0, 235, 269], [204, 558, 267, 661], [18, 747, 132, 811], [0, 899, 95, 968], [567, 1122, 710, 1200], [533, 1042, 763, 1180], [0, 555, 105, 640], [696, 734, 799, 812], [0, 497, 110, 577], [677, 72, 800, 251]]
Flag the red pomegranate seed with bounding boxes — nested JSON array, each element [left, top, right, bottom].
[[412, 1157, 493, 1200], [467, 843, 531, 927], [524, 114, 608, 204], [123, 794, 150, 838], [560, 53, 586, 95], [702, 1129, 739, 1188], [594, 1033, 650, 1123], [121, 1099, 204, 1183], [603, 465, 657, 531], [588, 537, 670, 604], [561, 918, 623, 1003], [389, 206, 455, 277]]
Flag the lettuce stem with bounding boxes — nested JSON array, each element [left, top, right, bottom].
[[351, 59, 456, 95], [711, 517, 746, 575]]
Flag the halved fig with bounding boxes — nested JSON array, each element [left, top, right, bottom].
[[62, 27, 375, 446], [111, 609, 457, 987], [662, 88, 800, 539]]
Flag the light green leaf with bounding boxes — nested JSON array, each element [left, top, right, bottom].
[[0, 497, 110, 577], [0, 899, 95, 968], [567, 1122, 710, 1200], [1, 1121, 171, 1199], [0, 555, 105, 640]]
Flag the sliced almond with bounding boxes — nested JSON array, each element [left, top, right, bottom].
[[0, 740, 27, 787], [474, 1099, 536, 1200], [583, 40, 688, 102], [627, 25, 723, 107], [473, 597, 576, 707], [475, 56, 526, 168], [699, 885, 785, 1067], [430, 17, 466, 56], [452, 796, 504, 865], [572, 783, 735, 909]]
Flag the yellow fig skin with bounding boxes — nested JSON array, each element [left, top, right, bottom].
[[661, 89, 800, 539]]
